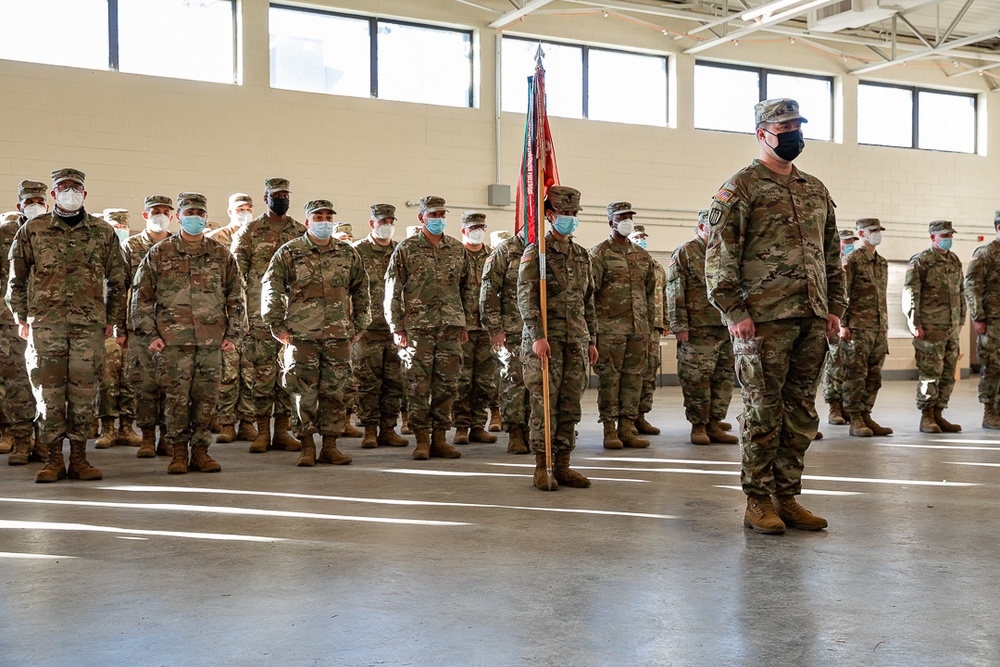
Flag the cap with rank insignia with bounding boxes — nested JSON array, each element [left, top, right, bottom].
[[371, 203, 396, 220], [839, 229, 858, 241], [545, 186, 581, 213], [855, 218, 884, 232], [928, 220, 956, 234], [144, 194, 174, 210], [51, 167, 85, 186], [103, 208, 130, 225], [264, 177, 291, 194], [229, 193, 253, 208], [607, 201, 635, 218], [303, 199, 336, 216], [755, 98, 808, 126], [177, 192, 208, 212], [18, 179, 47, 202], [462, 211, 486, 227], [419, 195, 448, 213]]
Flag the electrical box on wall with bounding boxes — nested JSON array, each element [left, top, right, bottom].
[[488, 184, 511, 207]]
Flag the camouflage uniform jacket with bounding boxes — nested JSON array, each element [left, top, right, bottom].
[[206, 224, 240, 249], [0, 215, 26, 326], [903, 247, 966, 331], [123, 230, 161, 284], [464, 243, 492, 331], [384, 232, 471, 333], [965, 237, 1000, 322], [705, 159, 846, 326], [589, 238, 657, 336], [262, 234, 370, 340], [7, 211, 128, 331], [667, 235, 723, 332], [232, 214, 305, 329], [518, 232, 597, 345], [842, 244, 888, 333], [652, 261, 667, 332], [131, 234, 246, 346], [352, 236, 397, 332], [480, 235, 526, 336]]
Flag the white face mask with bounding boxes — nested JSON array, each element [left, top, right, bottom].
[[234, 211, 253, 226], [22, 203, 47, 219], [147, 213, 171, 233], [615, 219, 634, 237], [375, 223, 395, 240], [56, 189, 84, 212], [867, 231, 882, 246], [466, 229, 486, 245]]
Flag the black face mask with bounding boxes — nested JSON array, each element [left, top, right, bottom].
[[268, 197, 290, 217], [765, 128, 805, 162]]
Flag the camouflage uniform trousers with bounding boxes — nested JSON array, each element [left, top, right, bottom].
[[126, 336, 163, 428], [28, 326, 105, 447], [283, 338, 352, 437], [677, 326, 735, 425], [913, 325, 960, 410], [0, 324, 35, 438], [496, 333, 529, 430], [821, 333, 845, 403], [156, 345, 221, 448], [213, 346, 242, 426], [841, 328, 888, 415], [351, 330, 404, 429], [236, 333, 257, 420], [638, 335, 660, 415], [453, 330, 497, 429], [98, 337, 122, 419], [118, 342, 136, 420], [734, 317, 826, 496], [976, 320, 1000, 405], [397, 327, 463, 431], [246, 326, 293, 418], [595, 333, 648, 423], [522, 338, 588, 455]]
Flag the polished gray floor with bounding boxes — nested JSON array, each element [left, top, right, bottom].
[[1, 381, 998, 667]]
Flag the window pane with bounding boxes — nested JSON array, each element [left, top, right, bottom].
[[0, 0, 107, 70], [120, 0, 235, 83], [858, 84, 912, 147], [694, 64, 759, 133], [766, 73, 832, 141], [378, 21, 471, 108], [269, 7, 371, 97], [502, 38, 582, 119], [588, 49, 667, 126], [918, 91, 976, 153]]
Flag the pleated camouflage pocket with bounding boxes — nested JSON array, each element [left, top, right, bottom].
[[733, 336, 766, 426]]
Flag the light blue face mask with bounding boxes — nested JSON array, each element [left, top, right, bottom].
[[633, 238, 648, 249], [937, 237, 953, 251], [425, 217, 446, 235], [553, 215, 579, 235], [310, 221, 334, 239], [180, 215, 206, 235], [843, 243, 855, 256], [114, 228, 130, 245]]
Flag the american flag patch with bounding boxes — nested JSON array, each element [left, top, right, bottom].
[[907, 261, 916, 270], [667, 258, 676, 267], [715, 188, 734, 203]]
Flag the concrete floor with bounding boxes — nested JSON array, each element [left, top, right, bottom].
[[1, 380, 998, 667]]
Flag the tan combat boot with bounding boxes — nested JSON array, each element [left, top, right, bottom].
[[270, 414, 302, 451], [707, 420, 739, 444], [137, 427, 157, 458], [920, 408, 942, 433], [984, 404, 1000, 430], [743, 494, 785, 534], [155, 428, 171, 457], [361, 425, 378, 449], [506, 425, 529, 455], [0, 430, 12, 455], [849, 413, 873, 437], [317, 435, 352, 465], [297, 434, 316, 466], [488, 407, 502, 432], [412, 429, 431, 460], [30, 429, 45, 462], [828, 400, 847, 425], [167, 442, 188, 474], [453, 427, 470, 445], [190, 445, 221, 472], [430, 428, 462, 459], [690, 423, 710, 445], [933, 408, 961, 433], [400, 411, 412, 435], [35, 444, 66, 483], [718, 420, 733, 431], [341, 410, 363, 438], [249, 416, 272, 453], [215, 423, 237, 443], [634, 414, 661, 435], [95, 417, 117, 449], [117, 418, 143, 447], [862, 412, 893, 436], [67, 440, 102, 480], [533, 452, 558, 491], [618, 420, 650, 448], [8, 435, 32, 466], [602, 421, 623, 449], [772, 495, 828, 531], [553, 450, 591, 488], [377, 425, 408, 447], [469, 426, 497, 443], [236, 419, 258, 442]]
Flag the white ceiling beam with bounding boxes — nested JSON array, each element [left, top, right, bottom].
[[936, 0, 976, 46], [684, 0, 845, 54], [488, 0, 556, 29], [851, 28, 1000, 74], [947, 62, 1000, 78]]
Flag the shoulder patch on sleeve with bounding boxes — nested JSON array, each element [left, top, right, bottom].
[[714, 188, 734, 204]]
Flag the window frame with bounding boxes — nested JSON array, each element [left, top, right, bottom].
[[858, 80, 978, 153]]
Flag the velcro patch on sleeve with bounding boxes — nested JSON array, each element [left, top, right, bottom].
[[714, 188, 734, 204]]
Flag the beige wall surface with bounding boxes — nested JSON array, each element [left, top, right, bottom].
[[1, 0, 993, 372]]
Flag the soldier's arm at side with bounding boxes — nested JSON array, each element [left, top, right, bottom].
[[517, 245, 542, 343], [105, 233, 130, 337], [260, 249, 290, 343], [479, 247, 504, 345], [902, 256, 923, 338], [705, 188, 752, 334], [131, 252, 159, 342], [957, 257, 968, 325], [231, 224, 251, 278], [823, 194, 847, 321], [6, 226, 32, 333], [965, 249, 986, 333], [349, 249, 371, 338], [666, 248, 688, 341], [458, 249, 472, 342], [643, 256, 657, 334], [584, 257, 599, 365], [223, 251, 246, 347], [384, 246, 407, 345]]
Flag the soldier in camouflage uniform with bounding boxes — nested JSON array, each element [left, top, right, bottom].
[[668, 210, 738, 446], [1, 180, 46, 466], [384, 195, 470, 461], [589, 201, 657, 449], [331, 221, 363, 438], [352, 204, 408, 449], [481, 228, 530, 454], [232, 178, 304, 453], [487, 230, 510, 433], [132, 192, 245, 474], [822, 229, 858, 425], [840, 219, 892, 438], [519, 186, 599, 491], [452, 211, 498, 446], [262, 200, 370, 466], [706, 100, 845, 534], [966, 211, 1000, 430], [904, 220, 966, 434], [7, 168, 129, 483], [627, 224, 670, 437], [207, 193, 257, 443]]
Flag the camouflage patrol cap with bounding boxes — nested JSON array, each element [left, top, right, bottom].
[[406, 225, 421, 237], [177, 192, 208, 212], [490, 230, 511, 246], [545, 186, 581, 212], [420, 195, 448, 213], [994, 210, 1000, 228], [332, 222, 353, 238], [144, 194, 174, 210], [18, 179, 47, 201], [303, 199, 336, 216], [51, 167, 86, 186], [2, 211, 20, 224], [839, 229, 858, 241], [698, 209, 710, 225], [462, 211, 486, 227], [371, 203, 396, 220], [607, 201, 635, 218], [103, 208, 130, 225], [855, 218, 884, 232], [229, 193, 253, 208], [264, 177, 291, 194], [631, 224, 646, 234], [755, 98, 808, 126], [928, 220, 956, 234]]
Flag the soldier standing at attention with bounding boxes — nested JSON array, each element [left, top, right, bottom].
[[7, 168, 129, 483], [903, 220, 966, 433], [840, 219, 892, 438], [966, 212, 1000, 430], [824, 229, 858, 426], [385, 195, 470, 461], [589, 201, 658, 450], [352, 204, 408, 449], [705, 99, 845, 534], [667, 209, 738, 446], [132, 192, 245, 474], [519, 186, 599, 491], [627, 224, 670, 437]]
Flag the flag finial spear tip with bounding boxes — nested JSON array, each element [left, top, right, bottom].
[[534, 43, 545, 63]]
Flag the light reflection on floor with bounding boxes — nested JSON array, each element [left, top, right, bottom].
[[0, 518, 282, 542]]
